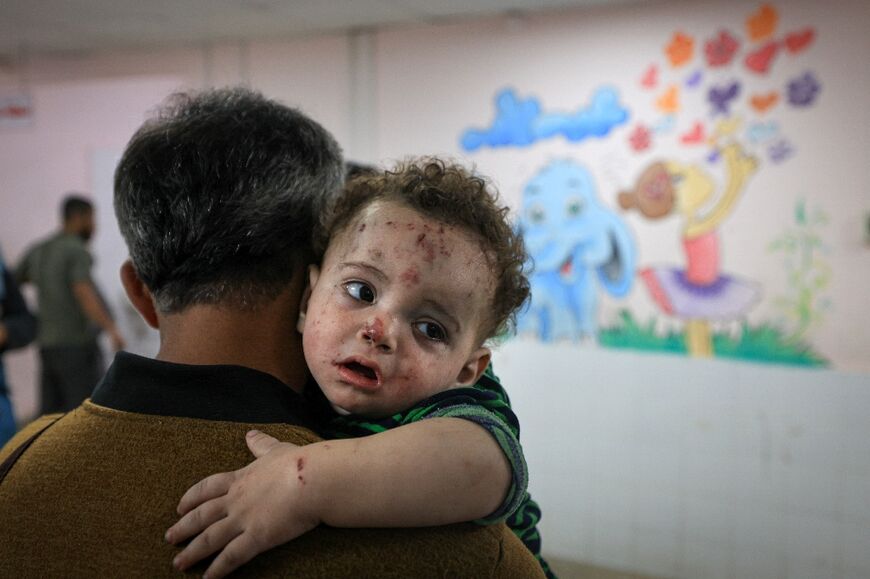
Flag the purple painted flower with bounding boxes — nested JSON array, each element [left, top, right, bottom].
[[685, 69, 703, 89], [768, 139, 794, 163], [708, 81, 740, 116], [706, 148, 721, 164], [787, 72, 821, 107]]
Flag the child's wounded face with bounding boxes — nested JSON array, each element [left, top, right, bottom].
[[299, 200, 495, 418]]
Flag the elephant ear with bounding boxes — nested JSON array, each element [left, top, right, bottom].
[[596, 212, 636, 298]]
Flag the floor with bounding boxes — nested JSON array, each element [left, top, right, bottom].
[[547, 557, 664, 579]]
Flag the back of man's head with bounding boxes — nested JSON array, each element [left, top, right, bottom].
[[61, 194, 93, 222], [114, 87, 343, 313]]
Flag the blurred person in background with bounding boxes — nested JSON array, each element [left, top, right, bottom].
[[16, 195, 125, 414], [0, 247, 37, 446]]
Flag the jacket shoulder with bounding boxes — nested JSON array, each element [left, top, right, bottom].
[[0, 414, 64, 463]]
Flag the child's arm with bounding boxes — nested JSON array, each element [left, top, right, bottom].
[[166, 416, 511, 579]]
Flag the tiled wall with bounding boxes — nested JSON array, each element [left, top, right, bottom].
[[496, 341, 870, 579]]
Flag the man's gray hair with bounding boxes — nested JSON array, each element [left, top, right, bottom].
[[114, 87, 343, 312]]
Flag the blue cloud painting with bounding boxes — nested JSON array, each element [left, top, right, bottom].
[[461, 87, 630, 152]]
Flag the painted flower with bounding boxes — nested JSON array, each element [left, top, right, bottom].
[[629, 124, 651, 151], [787, 72, 821, 107], [704, 30, 739, 67]]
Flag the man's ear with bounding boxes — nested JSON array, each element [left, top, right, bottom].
[[454, 347, 492, 387], [120, 260, 159, 329], [296, 264, 320, 334]]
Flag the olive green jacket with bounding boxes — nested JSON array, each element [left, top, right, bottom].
[[0, 402, 543, 578]]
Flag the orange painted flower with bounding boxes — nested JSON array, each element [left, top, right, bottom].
[[656, 85, 680, 114], [750, 92, 779, 113], [666, 32, 694, 67], [746, 3, 778, 42]]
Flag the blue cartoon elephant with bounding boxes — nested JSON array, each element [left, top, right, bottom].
[[517, 160, 636, 341]]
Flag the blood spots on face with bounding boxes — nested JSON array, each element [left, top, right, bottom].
[[416, 233, 436, 262], [364, 318, 384, 342], [399, 266, 421, 285]]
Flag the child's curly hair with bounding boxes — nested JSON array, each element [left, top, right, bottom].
[[315, 158, 530, 341]]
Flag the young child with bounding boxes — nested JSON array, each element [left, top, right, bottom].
[[167, 159, 554, 578]]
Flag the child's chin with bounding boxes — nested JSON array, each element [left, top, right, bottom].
[[332, 399, 395, 420], [329, 402, 353, 416]]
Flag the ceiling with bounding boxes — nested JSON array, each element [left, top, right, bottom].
[[0, 0, 649, 61]]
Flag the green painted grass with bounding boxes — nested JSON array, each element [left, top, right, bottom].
[[599, 310, 827, 367]]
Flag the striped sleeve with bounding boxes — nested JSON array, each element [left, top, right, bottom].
[[325, 365, 528, 524], [423, 395, 528, 524]]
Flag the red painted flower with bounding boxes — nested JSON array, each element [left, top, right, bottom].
[[629, 124, 651, 152], [704, 30, 739, 67]]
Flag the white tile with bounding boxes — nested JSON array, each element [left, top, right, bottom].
[[634, 384, 693, 449], [780, 422, 842, 473], [732, 455, 788, 506], [591, 400, 637, 448], [785, 513, 839, 579], [841, 430, 870, 477], [842, 472, 870, 522], [734, 542, 787, 579], [590, 517, 636, 573], [592, 441, 636, 485], [733, 501, 786, 555], [634, 445, 683, 492], [735, 393, 841, 473], [683, 402, 738, 458], [843, 568, 870, 579], [841, 519, 870, 576], [768, 379, 841, 431], [683, 451, 739, 501], [591, 480, 634, 528], [785, 558, 839, 579], [784, 465, 842, 518], [634, 409, 688, 451], [635, 528, 680, 579], [840, 378, 870, 421], [539, 505, 594, 562], [681, 537, 734, 579], [684, 496, 735, 545], [634, 484, 681, 534], [733, 406, 775, 460]]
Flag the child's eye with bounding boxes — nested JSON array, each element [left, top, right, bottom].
[[344, 281, 376, 303], [415, 321, 447, 343]]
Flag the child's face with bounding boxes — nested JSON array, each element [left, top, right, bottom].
[[299, 200, 494, 418]]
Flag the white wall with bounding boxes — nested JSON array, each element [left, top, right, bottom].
[[1, 1, 868, 578]]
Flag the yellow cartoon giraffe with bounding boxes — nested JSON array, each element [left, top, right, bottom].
[[620, 143, 759, 357]]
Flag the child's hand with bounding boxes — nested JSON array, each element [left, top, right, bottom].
[[165, 430, 323, 579]]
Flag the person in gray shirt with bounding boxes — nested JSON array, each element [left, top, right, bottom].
[[16, 195, 125, 413]]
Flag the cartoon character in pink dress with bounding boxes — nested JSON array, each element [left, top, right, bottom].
[[619, 143, 760, 356]]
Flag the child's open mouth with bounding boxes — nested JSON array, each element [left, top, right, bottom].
[[336, 358, 381, 390]]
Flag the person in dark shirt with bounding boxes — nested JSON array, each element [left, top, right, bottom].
[[0, 249, 37, 447]]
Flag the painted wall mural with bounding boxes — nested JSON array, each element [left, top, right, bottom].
[[618, 143, 760, 357], [461, 87, 630, 152], [516, 160, 635, 342], [460, 3, 833, 368]]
